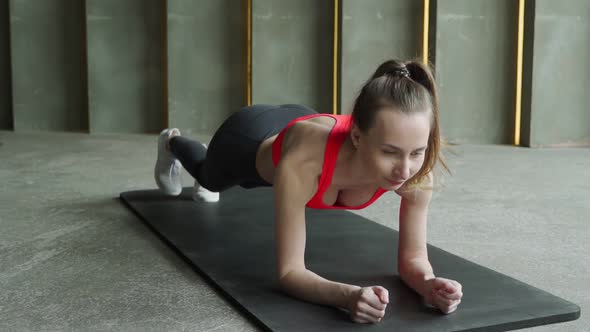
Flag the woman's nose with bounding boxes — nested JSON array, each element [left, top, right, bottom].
[[393, 159, 410, 180]]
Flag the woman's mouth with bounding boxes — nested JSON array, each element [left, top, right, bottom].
[[387, 178, 405, 186]]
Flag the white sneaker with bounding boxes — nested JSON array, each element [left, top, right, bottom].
[[192, 143, 220, 202], [154, 128, 182, 196], [193, 180, 220, 202]]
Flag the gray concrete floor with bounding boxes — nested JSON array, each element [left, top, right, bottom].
[[0, 130, 587, 331]]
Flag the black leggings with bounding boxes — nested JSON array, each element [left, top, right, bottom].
[[169, 104, 317, 192]]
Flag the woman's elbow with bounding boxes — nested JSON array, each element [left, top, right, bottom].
[[277, 267, 306, 291]]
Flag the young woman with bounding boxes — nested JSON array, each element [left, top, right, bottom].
[[154, 59, 463, 324]]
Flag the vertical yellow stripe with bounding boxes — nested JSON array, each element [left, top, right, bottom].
[[82, 0, 90, 132], [332, 0, 339, 115], [514, 0, 525, 146], [162, 0, 169, 129], [422, 0, 430, 64], [246, 0, 252, 106]]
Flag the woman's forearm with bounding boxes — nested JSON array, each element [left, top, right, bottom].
[[398, 258, 436, 298], [279, 269, 361, 309]]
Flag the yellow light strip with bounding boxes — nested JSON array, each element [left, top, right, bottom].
[[422, 0, 430, 64], [162, 0, 169, 128], [246, 0, 252, 106], [514, 0, 525, 146], [81, 0, 90, 132], [332, 0, 339, 115]]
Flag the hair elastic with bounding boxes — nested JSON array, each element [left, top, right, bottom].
[[388, 67, 410, 78]]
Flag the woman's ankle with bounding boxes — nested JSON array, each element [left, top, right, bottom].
[[166, 129, 180, 151]]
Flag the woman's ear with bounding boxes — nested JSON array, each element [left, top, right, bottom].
[[350, 124, 362, 149]]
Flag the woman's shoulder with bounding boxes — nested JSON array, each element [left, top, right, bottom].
[[395, 172, 434, 203], [283, 114, 336, 146], [293, 114, 337, 130], [280, 115, 337, 168]]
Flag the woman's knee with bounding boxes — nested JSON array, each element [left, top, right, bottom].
[[197, 165, 236, 192]]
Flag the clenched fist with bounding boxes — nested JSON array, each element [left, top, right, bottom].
[[347, 286, 389, 323], [424, 277, 463, 314]]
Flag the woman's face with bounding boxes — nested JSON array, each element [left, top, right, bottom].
[[352, 109, 431, 190]]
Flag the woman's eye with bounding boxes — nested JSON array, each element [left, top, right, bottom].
[[383, 150, 423, 156]]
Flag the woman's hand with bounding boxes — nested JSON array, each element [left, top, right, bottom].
[[347, 286, 389, 323], [424, 277, 463, 314]]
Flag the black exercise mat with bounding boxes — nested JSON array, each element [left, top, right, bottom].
[[119, 187, 580, 332]]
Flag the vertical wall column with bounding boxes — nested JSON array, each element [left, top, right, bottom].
[[86, 0, 164, 134], [9, 0, 87, 132], [167, 0, 246, 137], [520, 0, 590, 147], [340, 0, 424, 114], [430, 0, 518, 144], [252, 0, 333, 114], [0, 0, 12, 130]]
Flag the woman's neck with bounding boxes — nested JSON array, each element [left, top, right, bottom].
[[333, 136, 375, 189]]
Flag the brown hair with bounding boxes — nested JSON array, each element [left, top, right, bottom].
[[350, 58, 450, 188]]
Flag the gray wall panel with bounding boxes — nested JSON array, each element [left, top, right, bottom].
[[341, 0, 423, 114], [526, 0, 590, 147], [10, 0, 86, 132], [87, 0, 163, 134], [167, 0, 246, 137], [434, 0, 517, 144], [252, 0, 333, 114], [3, 0, 588, 146]]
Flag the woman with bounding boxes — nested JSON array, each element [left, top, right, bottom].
[[154, 59, 463, 324]]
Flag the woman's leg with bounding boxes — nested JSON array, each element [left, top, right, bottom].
[[168, 135, 239, 193], [167, 136, 207, 179], [168, 104, 318, 193]]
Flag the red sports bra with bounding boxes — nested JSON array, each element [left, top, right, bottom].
[[271, 113, 387, 210]]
